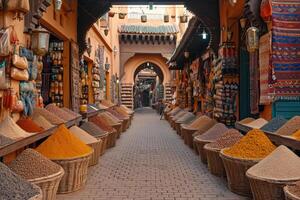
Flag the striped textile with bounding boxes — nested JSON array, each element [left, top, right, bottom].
[[271, 0, 300, 97]]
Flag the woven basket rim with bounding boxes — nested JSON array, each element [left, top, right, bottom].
[[87, 139, 102, 146], [246, 170, 300, 183], [194, 137, 214, 143], [50, 149, 94, 161], [28, 167, 64, 183], [220, 148, 262, 163], [284, 185, 300, 200], [29, 184, 43, 200], [204, 144, 221, 152]]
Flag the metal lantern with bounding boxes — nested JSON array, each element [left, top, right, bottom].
[[141, 15, 147, 23], [104, 28, 109, 36], [246, 26, 259, 52], [55, 0, 62, 11], [31, 27, 50, 56], [105, 57, 110, 71], [180, 15, 188, 23], [164, 15, 169, 23], [119, 13, 126, 19]]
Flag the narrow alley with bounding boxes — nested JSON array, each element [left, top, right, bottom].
[[58, 108, 245, 200]]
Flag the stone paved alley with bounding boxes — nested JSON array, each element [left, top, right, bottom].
[[58, 108, 247, 200]]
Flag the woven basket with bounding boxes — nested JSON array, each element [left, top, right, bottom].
[[204, 145, 226, 177], [29, 167, 64, 200], [96, 134, 108, 155], [182, 126, 197, 148], [53, 151, 93, 194], [175, 122, 181, 135], [220, 149, 260, 197], [88, 140, 102, 166], [29, 185, 43, 200], [112, 123, 122, 139], [284, 185, 300, 200], [194, 138, 211, 164], [109, 130, 118, 148], [247, 173, 300, 200]]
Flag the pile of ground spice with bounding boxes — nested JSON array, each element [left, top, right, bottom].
[[168, 107, 181, 116], [176, 113, 195, 124], [206, 129, 243, 150], [172, 111, 187, 121], [286, 181, 300, 197], [260, 116, 288, 133], [193, 119, 217, 137], [80, 122, 108, 137], [0, 133, 14, 147], [89, 116, 116, 132], [9, 148, 61, 180], [115, 107, 130, 117], [0, 162, 40, 199], [69, 126, 98, 144], [97, 103, 109, 109], [120, 105, 134, 114], [32, 115, 54, 130], [100, 100, 115, 107], [188, 116, 213, 129], [16, 118, 44, 133], [195, 123, 229, 142], [107, 108, 128, 120], [62, 107, 81, 118], [276, 116, 300, 136], [238, 118, 255, 125], [0, 117, 32, 139], [36, 124, 92, 159], [102, 112, 122, 123], [247, 145, 300, 180], [98, 113, 120, 125], [45, 104, 75, 121], [291, 129, 300, 140], [33, 108, 65, 125], [223, 129, 276, 159], [245, 118, 268, 129]]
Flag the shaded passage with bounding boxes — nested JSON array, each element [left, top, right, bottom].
[[58, 108, 246, 200]]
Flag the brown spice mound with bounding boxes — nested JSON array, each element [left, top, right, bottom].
[[196, 123, 228, 142], [206, 129, 242, 150], [89, 116, 116, 132], [45, 104, 75, 121], [223, 129, 276, 159], [32, 108, 65, 125], [276, 116, 300, 136]]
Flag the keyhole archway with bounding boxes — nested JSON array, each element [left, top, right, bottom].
[[134, 62, 164, 84]]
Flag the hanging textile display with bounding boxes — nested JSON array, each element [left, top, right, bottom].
[[70, 41, 80, 112], [250, 51, 259, 114], [259, 32, 272, 105], [271, 0, 300, 99]]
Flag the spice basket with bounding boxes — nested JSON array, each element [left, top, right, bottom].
[[29, 185, 43, 200], [246, 173, 300, 200], [175, 122, 181, 135], [182, 126, 197, 148], [88, 139, 102, 166], [194, 138, 211, 164], [96, 133, 108, 155], [124, 118, 130, 130], [204, 145, 226, 177], [29, 167, 64, 200], [284, 185, 300, 200], [53, 151, 93, 194], [220, 149, 260, 197], [107, 130, 117, 148], [112, 123, 122, 139]]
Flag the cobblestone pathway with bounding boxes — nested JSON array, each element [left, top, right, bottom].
[[58, 108, 247, 200]]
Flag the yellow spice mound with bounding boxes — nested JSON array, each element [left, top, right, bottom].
[[223, 129, 276, 159], [292, 129, 300, 140], [36, 125, 92, 159]]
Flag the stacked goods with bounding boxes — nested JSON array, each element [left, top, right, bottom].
[[16, 118, 44, 133], [89, 116, 117, 148], [220, 129, 276, 196], [247, 146, 300, 200], [204, 129, 242, 176], [182, 116, 216, 148], [0, 116, 32, 139], [276, 116, 300, 136], [36, 125, 93, 193], [0, 162, 41, 199], [62, 108, 81, 118], [9, 149, 64, 200], [260, 116, 288, 133], [193, 123, 228, 163], [175, 113, 196, 135], [0, 134, 14, 147], [284, 181, 300, 200], [45, 104, 75, 121], [80, 122, 109, 155], [32, 115, 54, 130], [69, 126, 102, 166], [33, 108, 65, 125]]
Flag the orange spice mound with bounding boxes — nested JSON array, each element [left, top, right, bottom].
[[292, 129, 300, 140], [36, 125, 92, 159], [223, 129, 276, 159]]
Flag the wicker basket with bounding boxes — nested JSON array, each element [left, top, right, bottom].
[[88, 139, 103, 166], [175, 122, 181, 135], [284, 185, 300, 200], [246, 173, 300, 200], [182, 126, 197, 148], [53, 151, 93, 194], [112, 123, 122, 139], [29, 185, 43, 200], [95, 134, 108, 155], [220, 149, 260, 197], [29, 168, 64, 200], [194, 138, 211, 164], [204, 145, 226, 177]]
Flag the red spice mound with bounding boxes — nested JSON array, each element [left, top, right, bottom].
[[16, 118, 44, 133], [89, 116, 116, 132]]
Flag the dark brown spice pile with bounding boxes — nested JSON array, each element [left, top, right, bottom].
[[206, 129, 243, 150], [196, 123, 229, 142], [46, 104, 75, 121]]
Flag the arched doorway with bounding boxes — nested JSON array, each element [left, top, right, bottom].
[[133, 62, 164, 108]]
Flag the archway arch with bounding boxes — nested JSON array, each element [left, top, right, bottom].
[[134, 62, 164, 84]]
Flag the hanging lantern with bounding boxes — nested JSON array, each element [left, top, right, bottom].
[[141, 15, 147, 23], [31, 27, 50, 56], [108, 12, 115, 17], [164, 15, 169, 23], [105, 57, 110, 71], [240, 18, 247, 29], [119, 13, 126, 19], [180, 15, 188, 23], [246, 27, 259, 52], [104, 28, 109, 36], [55, 0, 62, 11]]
